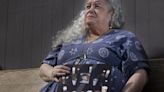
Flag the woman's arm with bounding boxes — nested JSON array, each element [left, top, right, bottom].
[[39, 64, 70, 82], [122, 69, 148, 92], [39, 64, 54, 82]]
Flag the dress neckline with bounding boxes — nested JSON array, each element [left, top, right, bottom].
[[81, 29, 116, 44]]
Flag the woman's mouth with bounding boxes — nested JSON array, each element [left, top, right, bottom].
[[87, 14, 96, 18]]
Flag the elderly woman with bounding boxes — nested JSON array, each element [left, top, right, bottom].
[[39, 0, 149, 92]]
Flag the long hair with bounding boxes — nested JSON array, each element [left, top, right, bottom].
[[52, 0, 124, 49]]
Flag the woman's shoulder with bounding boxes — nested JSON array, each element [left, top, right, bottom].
[[61, 36, 84, 46], [103, 29, 138, 44], [111, 29, 136, 39]]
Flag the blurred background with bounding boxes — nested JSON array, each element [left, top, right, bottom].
[[0, 0, 164, 92], [0, 0, 164, 70]]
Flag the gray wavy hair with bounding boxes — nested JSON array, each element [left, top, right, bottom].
[[52, 0, 124, 49]]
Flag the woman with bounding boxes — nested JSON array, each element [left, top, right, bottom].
[[39, 0, 150, 92]]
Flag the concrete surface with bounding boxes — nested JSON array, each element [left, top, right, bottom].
[[0, 68, 46, 92]]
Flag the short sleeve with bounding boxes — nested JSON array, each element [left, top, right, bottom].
[[42, 44, 62, 66], [121, 34, 150, 78]]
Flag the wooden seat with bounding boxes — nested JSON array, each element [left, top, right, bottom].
[[0, 59, 163, 92], [0, 68, 45, 92]]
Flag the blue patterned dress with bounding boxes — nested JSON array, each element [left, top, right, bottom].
[[40, 29, 149, 92]]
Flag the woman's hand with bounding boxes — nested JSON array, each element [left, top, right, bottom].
[[50, 65, 70, 82], [39, 64, 70, 82]]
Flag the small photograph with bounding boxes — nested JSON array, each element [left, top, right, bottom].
[[80, 73, 91, 84], [92, 78, 99, 86]]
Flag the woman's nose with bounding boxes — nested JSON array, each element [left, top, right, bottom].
[[88, 6, 95, 13], [88, 5, 95, 12]]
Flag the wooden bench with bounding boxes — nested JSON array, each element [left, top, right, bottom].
[[0, 68, 44, 92], [0, 59, 163, 92]]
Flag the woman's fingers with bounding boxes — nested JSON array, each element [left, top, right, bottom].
[[50, 65, 71, 82], [53, 72, 67, 77], [57, 68, 70, 74], [51, 65, 70, 77], [51, 70, 66, 82], [51, 77, 60, 82], [55, 65, 70, 71], [53, 65, 70, 74]]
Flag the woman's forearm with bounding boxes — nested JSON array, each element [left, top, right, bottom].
[[39, 64, 54, 82], [122, 69, 148, 92]]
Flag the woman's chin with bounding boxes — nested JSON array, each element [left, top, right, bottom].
[[86, 21, 96, 26]]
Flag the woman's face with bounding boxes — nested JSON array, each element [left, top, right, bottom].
[[84, 0, 113, 30]]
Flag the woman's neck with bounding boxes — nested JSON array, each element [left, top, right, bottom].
[[85, 33, 100, 43], [84, 28, 111, 43]]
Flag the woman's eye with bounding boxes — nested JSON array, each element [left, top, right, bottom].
[[85, 5, 91, 9], [95, 5, 100, 8]]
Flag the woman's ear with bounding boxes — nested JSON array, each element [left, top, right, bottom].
[[109, 9, 114, 17], [107, 10, 114, 27]]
